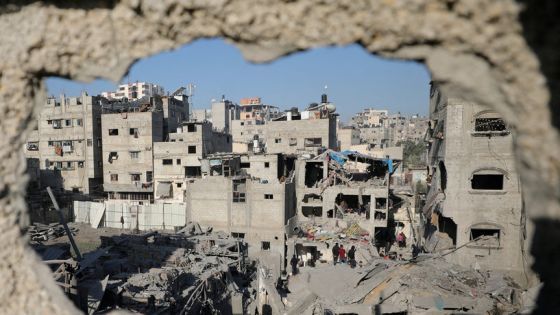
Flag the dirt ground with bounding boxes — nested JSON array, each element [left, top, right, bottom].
[[37, 223, 134, 257]]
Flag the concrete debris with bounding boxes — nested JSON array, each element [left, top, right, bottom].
[[28, 222, 78, 242], [286, 256, 525, 314], [34, 224, 257, 314]]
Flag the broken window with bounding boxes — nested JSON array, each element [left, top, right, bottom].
[[78, 161, 84, 168], [130, 173, 141, 182], [240, 162, 250, 168], [375, 197, 387, 209], [264, 162, 270, 168], [264, 194, 274, 200], [187, 124, 196, 132], [176, 159, 181, 165], [75, 118, 83, 126], [304, 137, 322, 147], [110, 174, 118, 182], [52, 120, 62, 129], [302, 206, 323, 217], [275, 138, 282, 143], [374, 211, 386, 221], [87, 139, 92, 147], [108, 151, 118, 163], [26, 142, 39, 151], [304, 161, 323, 188], [162, 159, 173, 165], [471, 174, 504, 190], [129, 128, 139, 137], [109, 129, 118, 136], [233, 179, 246, 203], [231, 232, 245, 239], [129, 151, 139, 159], [261, 241, 271, 251], [470, 228, 500, 247], [474, 118, 507, 133], [438, 215, 457, 246], [188, 145, 196, 154], [185, 166, 201, 178], [146, 171, 153, 182], [65, 119, 72, 127]]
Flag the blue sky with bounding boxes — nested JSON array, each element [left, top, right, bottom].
[[46, 38, 430, 122]]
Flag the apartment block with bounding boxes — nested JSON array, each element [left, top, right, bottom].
[[101, 97, 164, 203], [101, 81, 165, 101], [24, 92, 104, 194], [153, 121, 232, 202]]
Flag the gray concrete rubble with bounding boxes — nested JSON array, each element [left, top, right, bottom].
[[32, 223, 258, 314], [284, 257, 525, 314], [28, 222, 79, 242]]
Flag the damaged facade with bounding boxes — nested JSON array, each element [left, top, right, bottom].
[[421, 83, 528, 284]]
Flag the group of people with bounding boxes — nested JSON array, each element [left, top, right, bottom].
[[331, 243, 357, 268]]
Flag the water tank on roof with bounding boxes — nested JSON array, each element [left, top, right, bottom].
[[325, 103, 336, 113], [321, 94, 328, 103]]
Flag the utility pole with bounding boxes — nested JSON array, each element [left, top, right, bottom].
[[46, 187, 83, 260]]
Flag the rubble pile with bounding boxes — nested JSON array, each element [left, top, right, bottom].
[[290, 256, 525, 314], [38, 226, 256, 314], [28, 222, 78, 242]]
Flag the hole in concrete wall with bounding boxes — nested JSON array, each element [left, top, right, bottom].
[[302, 206, 323, 217], [438, 215, 457, 246], [305, 161, 324, 188]]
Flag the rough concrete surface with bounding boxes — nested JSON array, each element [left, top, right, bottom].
[[0, 0, 558, 313]]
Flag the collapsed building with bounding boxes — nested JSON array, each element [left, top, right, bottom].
[[420, 83, 531, 285]]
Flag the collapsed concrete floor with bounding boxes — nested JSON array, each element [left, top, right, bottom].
[[30, 223, 256, 314], [28, 221, 541, 314]]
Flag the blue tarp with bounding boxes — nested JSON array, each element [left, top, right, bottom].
[[328, 151, 348, 166]]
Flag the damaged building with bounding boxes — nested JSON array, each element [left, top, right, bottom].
[[185, 153, 297, 260], [153, 120, 232, 202], [421, 83, 528, 284], [101, 91, 189, 204], [231, 94, 337, 155]]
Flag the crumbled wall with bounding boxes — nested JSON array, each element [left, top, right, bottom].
[[0, 0, 558, 313]]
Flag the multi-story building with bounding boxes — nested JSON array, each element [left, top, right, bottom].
[[186, 153, 296, 259], [337, 125, 361, 150], [101, 97, 165, 203], [101, 82, 165, 101], [231, 95, 337, 155], [351, 107, 429, 148], [238, 97, 281, 122], [24, 92, 104, 194], [210, 99, 240, 133], [421, 83, 527, 283], [153, 121, 232, 202]]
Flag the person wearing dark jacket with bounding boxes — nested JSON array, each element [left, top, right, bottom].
[[290, 255, 299, 275], [348, 246, 356, 268], [332, 243, 340, 265]]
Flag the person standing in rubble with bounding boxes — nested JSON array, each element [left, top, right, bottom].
[[348, 246, 356, 268], [338, 244, 347, 264], [290, 255, 299, 275], [332, 243, 339, 265]]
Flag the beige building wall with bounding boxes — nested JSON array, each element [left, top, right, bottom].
[[101, 111, 163, 202], [424, 85, 526, 282], [28, 93, 103, 194]]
